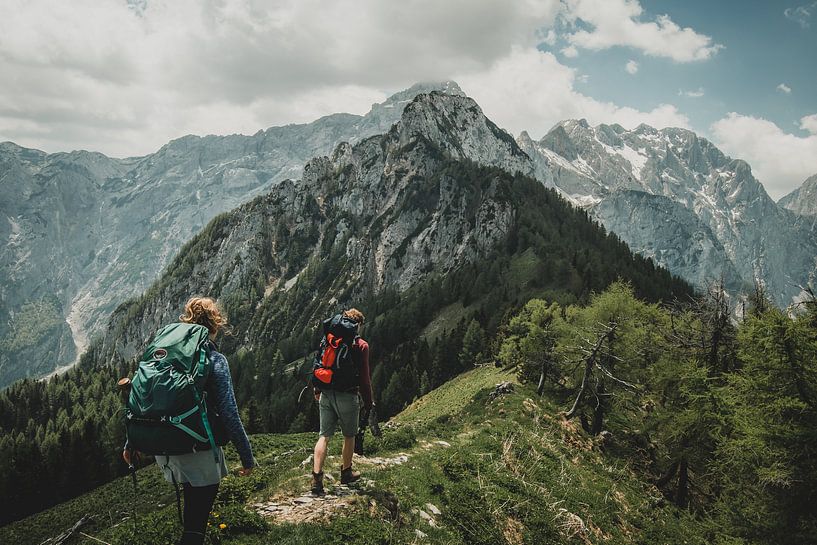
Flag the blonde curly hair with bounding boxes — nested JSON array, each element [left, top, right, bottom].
[[179, 296, 229, 336], [343, 308, 365, 324]]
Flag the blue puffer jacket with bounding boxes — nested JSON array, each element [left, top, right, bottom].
[[207, 350, 255, 469]]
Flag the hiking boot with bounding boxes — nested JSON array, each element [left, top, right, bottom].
[[311, 471, 325, 495], [340, 466, 361, 485]]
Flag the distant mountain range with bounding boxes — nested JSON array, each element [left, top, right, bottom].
[[0, 82, 465, 387], [1, 80, 815, 387], [779, 173, 817, 218], [518, 120, 817, 305]]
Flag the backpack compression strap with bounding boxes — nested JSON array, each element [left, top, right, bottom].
[[165, 347, 219, 463], [191, 347, 220, 463]]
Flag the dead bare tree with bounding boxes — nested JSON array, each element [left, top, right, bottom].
[[565, 324, 613, 419], [39, 514, 93, 545], [665, 277, 736, 374]]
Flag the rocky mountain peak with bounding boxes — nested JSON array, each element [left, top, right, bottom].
[[0, 81, 471, 387], [518, 117, 817, 307], [538, 124, 579, 162], [779, 174, 817, 218], [394, 92, 534, 177], [517, 130, 533, 144], [379, 81, 465, 107]]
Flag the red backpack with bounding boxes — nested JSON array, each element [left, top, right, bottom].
[[312, 314, 361, 392]]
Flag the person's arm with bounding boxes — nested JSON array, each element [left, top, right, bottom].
[[358, 339, 374, 408], [210, 352, 255, 470]]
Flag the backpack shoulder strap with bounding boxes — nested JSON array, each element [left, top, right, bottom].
[[190, 346, 219, 461]]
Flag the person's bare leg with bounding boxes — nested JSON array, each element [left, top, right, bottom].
[[313, 435, 330, 474], [341, 435, 355, 469]]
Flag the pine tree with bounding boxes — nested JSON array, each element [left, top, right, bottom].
[[459, 319, 486, 369], [715, 307, 817, 544]]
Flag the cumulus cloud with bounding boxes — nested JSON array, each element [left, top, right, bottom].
[[711, 113, 817, 199], [784, 2, 817, 28], [800, 114, 817, 134], [458, 48, 690, 139], [777, 83, 792, 94], [0, 0, 706, 159], [542, 29, 558, 46], [561, 45, 580, 58], [625, 60, 639, 74], [0, 0, 560, 156], [560, 0, 723, 62]]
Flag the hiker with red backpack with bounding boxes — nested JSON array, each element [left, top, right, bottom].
[[310, 308, 374, 495], [121, 297, 255, 545]]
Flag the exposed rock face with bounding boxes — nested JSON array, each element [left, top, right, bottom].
[[779, 174, 817, 218], [4, 79, 817, 385], [94, 91, 521, 366], [521, 121, 817, 307], [0, 83, 463, 386], [592, 190, 743, 292]]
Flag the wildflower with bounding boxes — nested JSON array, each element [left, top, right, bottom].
[[219, 523, 227, 530]]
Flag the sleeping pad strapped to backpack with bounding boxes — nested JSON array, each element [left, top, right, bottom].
[[125, 322, 227, 460], [312, 313, 361, 392]]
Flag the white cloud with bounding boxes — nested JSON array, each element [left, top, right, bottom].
[[542, 29, 558, 46], [711, 113, 817, 199], [0, 0, 561, 156], [561, 45, 580, 58], [678, 87, 705, 98], [784, 2, 817, 28], [777, 83, 792, 94], [625, 60, 639, 74], [561, 0, 723, 62], [0, 0, 700, 162], [800, 114, 817, 134], [457, 48, 690, 140]]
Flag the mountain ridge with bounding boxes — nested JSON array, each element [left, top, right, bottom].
[[518, 119, 817, 306], [88, 90, 687, 371], [779, 173, 817, 218], [0, 90, 691, 525], [3, 80, 816, 387], [0, 81, 465, 387]]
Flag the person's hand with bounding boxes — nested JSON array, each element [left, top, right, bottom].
[[123, 449, 143, 466], [238, 467, 253, 477]]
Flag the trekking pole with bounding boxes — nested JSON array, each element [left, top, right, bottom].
[[118, 377, 139, 526], [297, 385, 310, 404], [118, 378, 138, 493], [128, 460, 138, 491], [354, 403, 370, 455]]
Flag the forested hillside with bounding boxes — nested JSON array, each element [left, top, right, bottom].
[[2, 282, 815, 545], [0, 93, 691, 525]]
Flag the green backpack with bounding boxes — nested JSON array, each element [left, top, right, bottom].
[[125, 322, 227, 461]]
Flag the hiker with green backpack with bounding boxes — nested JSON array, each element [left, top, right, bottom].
[[310, 308, 374, 495], [121, 297, 255, 545]]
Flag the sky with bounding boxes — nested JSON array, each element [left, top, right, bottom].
[[0, 0, 815, 199]]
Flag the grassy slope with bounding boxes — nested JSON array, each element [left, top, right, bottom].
[[2, 368, 712, 545]]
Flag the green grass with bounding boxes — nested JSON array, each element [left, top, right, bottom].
[[1, 367, 716, 545], [506, 248, 540, 289], [419, 301, 471, 342], [394, 365, 514, 427]]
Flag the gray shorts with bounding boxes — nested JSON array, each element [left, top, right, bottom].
[[319, 390, 360, 438]]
